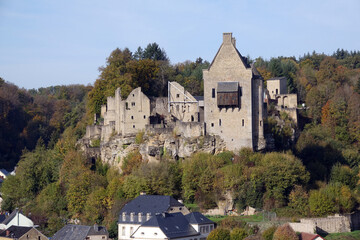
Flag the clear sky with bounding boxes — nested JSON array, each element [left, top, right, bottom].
[[0, 0, 359, 89]]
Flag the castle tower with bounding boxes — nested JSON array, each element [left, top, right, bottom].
[[203, 33, 265, 151]]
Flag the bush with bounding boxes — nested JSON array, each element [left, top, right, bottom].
[[207, 228, 230, 240], [262, 226, 277, 240], [273, 224, 298, 240], [230, 227, 247, 240]]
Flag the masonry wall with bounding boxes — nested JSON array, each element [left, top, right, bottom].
[[203, 33, 254, 151], [300, 215, 351, 234], [175, 121, 202, 138], [121, 88, 150, 136], [169, 82, 200, 122], [267, 78, 287, 99]]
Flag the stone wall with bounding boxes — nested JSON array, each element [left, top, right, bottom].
[[85, 125, 101, 139], [174, 121, 203, 138], [267, 77, 287, 99], [289, 222, 316, 234], [300, 214, 351, 234]]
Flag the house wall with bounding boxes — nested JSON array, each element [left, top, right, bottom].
[[132, 226, 200, 240], [169, 82, 200, 122], [18, 228, 47, 240], [276, 94, 297, 109], [174, 122, 202, 139], [118, 223, 141, 240], [190, 224, 214, 239], [104, 96, 116, 125], [203, 33, 256, 151], [88, 234, 109, 240]]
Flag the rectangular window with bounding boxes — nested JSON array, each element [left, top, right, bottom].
[[219, 119, 221, 126], [211, 123, 214, 127], [242, 119, 244, 126], [122, 227, 125, 236], [130, 227, 134, 235], [132, 102, 136, 106], [176, 94, 180, 98], [212, 88, 215, 98]]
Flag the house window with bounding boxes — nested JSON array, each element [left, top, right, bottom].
[[130, 212, 134, 222], [210, 225, 213, 231], [276, 89, 278, 94], [212, 88, 215, 98], [260, 120, 262, 126], [132, 94, 135, 97], [133, 125, 135, 128], [122, 227, 125, 236], [191, 115, 194, 122], [122, 212, 126, 221], [131, 116, 134, 120], [219, 119, 221, 126], [138, 212, 142, 222], [132, 102, 135, 106], [141, 232, 144, 235], [211, 123, 214, 127], [126, 102, 129, 110], [206, 226, 209, 232], [130, 227, 134, 235], [144, 115, 146, 119], [242, 119, 244, 126], [176, 94, 180, 98], [146, 213, 151, 221]]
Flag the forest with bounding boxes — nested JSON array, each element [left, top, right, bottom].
[[0, 43, 360, 238]]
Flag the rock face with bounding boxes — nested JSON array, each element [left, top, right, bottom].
[[78, 129, 226, 172]]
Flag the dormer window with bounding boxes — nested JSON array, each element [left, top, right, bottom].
[[146, 213, 151, 221], [138, 212, 142, 222], [130, 212, 134, 222], [122, 212, 126, 221]]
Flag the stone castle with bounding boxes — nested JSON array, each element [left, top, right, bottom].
[[82, 33, 298, 163]]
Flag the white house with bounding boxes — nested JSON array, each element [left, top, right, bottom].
[[0, 209, 34, 230], [118, 194, 215, 240]]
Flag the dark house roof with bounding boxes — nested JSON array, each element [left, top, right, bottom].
[[0, 214, 6, 223], [0, 169, 9, 176], [194, 96, 204, 101], [217, 82, 239, 92], [118, 195, 184, 223], [185, 212, 214, 225], [0, 226, 33, 238], [139, 212, 199, 239], [52, 224, 108, 240]]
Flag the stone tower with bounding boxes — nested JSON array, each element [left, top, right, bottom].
[[203, 33, 265, 151]]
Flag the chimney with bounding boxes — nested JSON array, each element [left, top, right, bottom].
[[232, 37, 236, 47], [223, 32, 233, 44], [94, 223, 99, 232]]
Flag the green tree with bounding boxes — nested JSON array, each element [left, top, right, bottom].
[[262, 226, 277, 240], [230, 227, 247, 240], [142, 43, 168, 61]]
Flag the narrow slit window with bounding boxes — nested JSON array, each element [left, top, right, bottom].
[[242, 119, 244, 126], [212, 88, 215, 98], [219, 119, 221, 126]]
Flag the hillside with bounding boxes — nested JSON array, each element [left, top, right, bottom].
[[0, 44, 360, 238]]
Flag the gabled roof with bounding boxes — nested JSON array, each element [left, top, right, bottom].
[[0, 215, 6, 223], [52, 224, 108, 240], [2, 209, 22, 225], [185, 212, 214, 225], [217, 82, 239, 92], [139, 212, 199, 239], [0, 169, 9, 176], [0, 226, 32, 238], [118, 195, 184, 223], [300, 232, 324, 240]]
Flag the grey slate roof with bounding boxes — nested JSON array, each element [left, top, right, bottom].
[[185, 212, 214, 225], [0, 169, 9, 176], [194, 96, 204, 101], [0, 215, 6, 223], [118, 195, 184, 223], [52, 224, 108, 240], [217, 82, 239, 92], [139, 212, 199, 239], [0, 226, 32, 238]]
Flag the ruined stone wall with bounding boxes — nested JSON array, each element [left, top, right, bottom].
[[300, 215, 351, 234], [203, 33, 254, 151], [169, 82, 200, 122], [103, 96, 116, 125], [101, 124, 115, 142], [122, 87, 150, 136], [267, 78, 287, 99], [276, 94, 297, 108], [174, 121, 202, 138], [289, 222, 316, 234], [86, 125, 101, 139]]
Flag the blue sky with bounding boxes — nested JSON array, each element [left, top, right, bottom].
[[0, 0, 359, 89]]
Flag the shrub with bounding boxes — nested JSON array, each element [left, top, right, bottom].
[[230, 227, 247, 240], [273, 224, 298, 240], [207, 228, 230, 240], [262, 226, 277, 240]]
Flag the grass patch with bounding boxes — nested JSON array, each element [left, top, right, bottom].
[[205, 214, 264, 224], [325, 230, 360, 240], [185, 203, 200, 212]]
